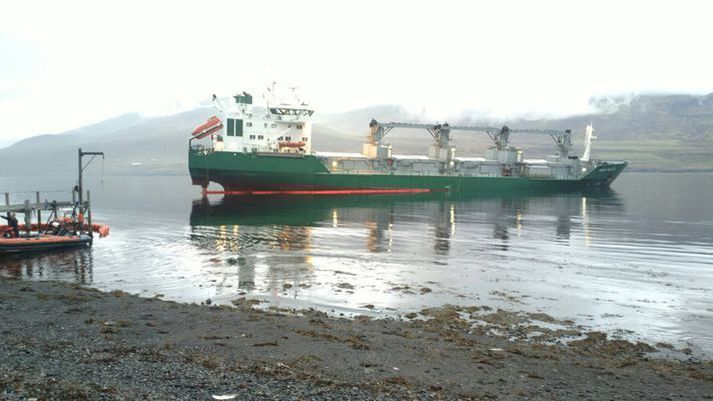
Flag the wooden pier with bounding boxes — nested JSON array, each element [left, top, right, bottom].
[[2, 148, 104, 239], [1, 190, 92, 238]]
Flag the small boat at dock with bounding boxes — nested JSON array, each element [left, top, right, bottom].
[[0, 222, 109, 254], [0, 148, 109, 255], [1, 232, 93, 254]]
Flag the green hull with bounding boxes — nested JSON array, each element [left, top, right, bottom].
[[189, 150, 627, 195]]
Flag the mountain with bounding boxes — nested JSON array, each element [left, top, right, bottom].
[[1, 92, 712, 176], [0, 109, 214, 176], [315, 104, 423, 136], [447, 93, 713, 171], [311, 105, 427, 153], [494, 93, 713, 141]]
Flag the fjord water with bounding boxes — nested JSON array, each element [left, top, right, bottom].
[[1, 173, 712, 354]]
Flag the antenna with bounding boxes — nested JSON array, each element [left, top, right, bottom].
[[288, 86, 303, 105], [266, 81, 277, 108], [211, 94, 224, 113]]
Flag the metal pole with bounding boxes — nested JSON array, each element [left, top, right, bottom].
[[4, 193, 9, 220], [77, 149, 103, 215], [87, 190, 92, 234]]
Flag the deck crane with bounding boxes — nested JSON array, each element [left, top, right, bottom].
[[368, 119, 574, 159]]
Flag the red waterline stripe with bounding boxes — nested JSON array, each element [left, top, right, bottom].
[[202, 188, 438, 196]]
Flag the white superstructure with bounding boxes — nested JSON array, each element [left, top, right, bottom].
[[212, 85, 314, 154]]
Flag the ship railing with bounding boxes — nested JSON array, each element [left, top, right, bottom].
[[190, 144, 214, 155], [592, 159, 628, 165], [329, 167, 595, 179], [329, 169, 502, 178]]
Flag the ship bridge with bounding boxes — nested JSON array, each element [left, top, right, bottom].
[[268, 107, 314, 116], [191, 84, 315, 155]]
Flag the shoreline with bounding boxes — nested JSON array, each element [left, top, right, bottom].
[[1, 277, 711, 400]]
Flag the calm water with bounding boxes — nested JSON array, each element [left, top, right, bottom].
[[1, 173, 712, 354]]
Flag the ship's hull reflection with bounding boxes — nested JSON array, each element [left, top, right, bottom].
[[189, 189, 622, 254]]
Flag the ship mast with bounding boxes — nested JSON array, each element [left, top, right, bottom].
[[581, 123, 596, 162]]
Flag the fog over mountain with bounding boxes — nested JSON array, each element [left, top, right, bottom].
[[1, 92, 712, 177], [0, 139, 17, 150]]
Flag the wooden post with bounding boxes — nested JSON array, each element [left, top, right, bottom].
[[36, 192, 41, 232], [4, 192, 9, 220], [24, 199, 31, 237]]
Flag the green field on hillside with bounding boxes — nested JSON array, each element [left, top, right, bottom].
[[596, 139, 713, 171]]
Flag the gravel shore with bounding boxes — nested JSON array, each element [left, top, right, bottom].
[[1, 277, 711, 400]]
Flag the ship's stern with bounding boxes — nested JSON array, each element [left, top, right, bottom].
[[188, 146, 210, 188]]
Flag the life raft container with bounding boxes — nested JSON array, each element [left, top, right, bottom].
[[278, 141, 306, 148], [191, 116, 223, 140]]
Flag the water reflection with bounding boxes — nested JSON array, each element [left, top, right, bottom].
[[190, 198, 321, 293], [0, 249, 94, 283], [189, 189, 623, 257], [433, 202, 453, 255], [185, 190, 632, 319]]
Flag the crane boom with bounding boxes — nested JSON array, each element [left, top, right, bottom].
[[368, 119, 573, 157]]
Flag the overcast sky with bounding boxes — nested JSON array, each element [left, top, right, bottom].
[[1, 0, 712, 143]]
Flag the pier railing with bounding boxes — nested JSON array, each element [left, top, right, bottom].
[[1, 190, 93, 237], [1, 191, 79, 213]]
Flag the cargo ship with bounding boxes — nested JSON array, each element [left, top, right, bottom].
[[188, 86, 627, 196]]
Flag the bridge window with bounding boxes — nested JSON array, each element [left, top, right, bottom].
[[246, 121, 252, 127], [302, 137, 308, 142], [236, 119, 243, 136], [297, 125, 303, 129], [249, 134, 256, 139], [226, 118, 243, 136], [257, 135, 264, 140], [271, 123, 277, 128], [285, 136, 292, 141]]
